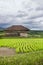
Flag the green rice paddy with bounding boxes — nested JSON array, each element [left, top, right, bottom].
[[0, 38, 43, 53], [0, 38, 43, 65]]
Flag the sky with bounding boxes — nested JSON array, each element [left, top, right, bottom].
[[0, 0, 43, 30]]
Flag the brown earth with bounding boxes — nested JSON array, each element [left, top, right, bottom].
[[0, 47, 15, 56]]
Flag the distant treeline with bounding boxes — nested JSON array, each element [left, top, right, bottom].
[[28, 30, 43, 38]]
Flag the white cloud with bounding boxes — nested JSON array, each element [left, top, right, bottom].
[[0, 0, 43, 30]]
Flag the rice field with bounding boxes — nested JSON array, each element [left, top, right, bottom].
[[0, 38, 43, 53], [0, 38, 43, 65]]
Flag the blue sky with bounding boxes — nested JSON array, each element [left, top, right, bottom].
[[0, 0, 43, 30]]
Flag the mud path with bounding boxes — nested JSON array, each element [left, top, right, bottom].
[[0, 47, 16, 56]]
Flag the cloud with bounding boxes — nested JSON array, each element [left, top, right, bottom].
[[0, 23, 10, 28], [0, 0, 43, 30], [36, 7, 43, 11]]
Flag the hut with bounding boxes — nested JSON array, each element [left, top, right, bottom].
[[5, 25, 29, 37]]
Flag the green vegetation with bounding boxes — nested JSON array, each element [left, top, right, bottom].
[[0, 38, 43, 65], [0, 38, 43, 53], [28, 31, 43, 38], [0, 51, 43, 65]]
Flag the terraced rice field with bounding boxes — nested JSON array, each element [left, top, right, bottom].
[[0, 38, 43, 53], [0, 38, 43, 65]]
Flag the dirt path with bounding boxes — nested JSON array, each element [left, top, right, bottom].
[[0, 47, 16, 56]]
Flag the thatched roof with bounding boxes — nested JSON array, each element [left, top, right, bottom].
[[5, 25, 29, 31]]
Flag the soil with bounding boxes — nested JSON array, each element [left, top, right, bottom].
[[0, 47, 16, 56]]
